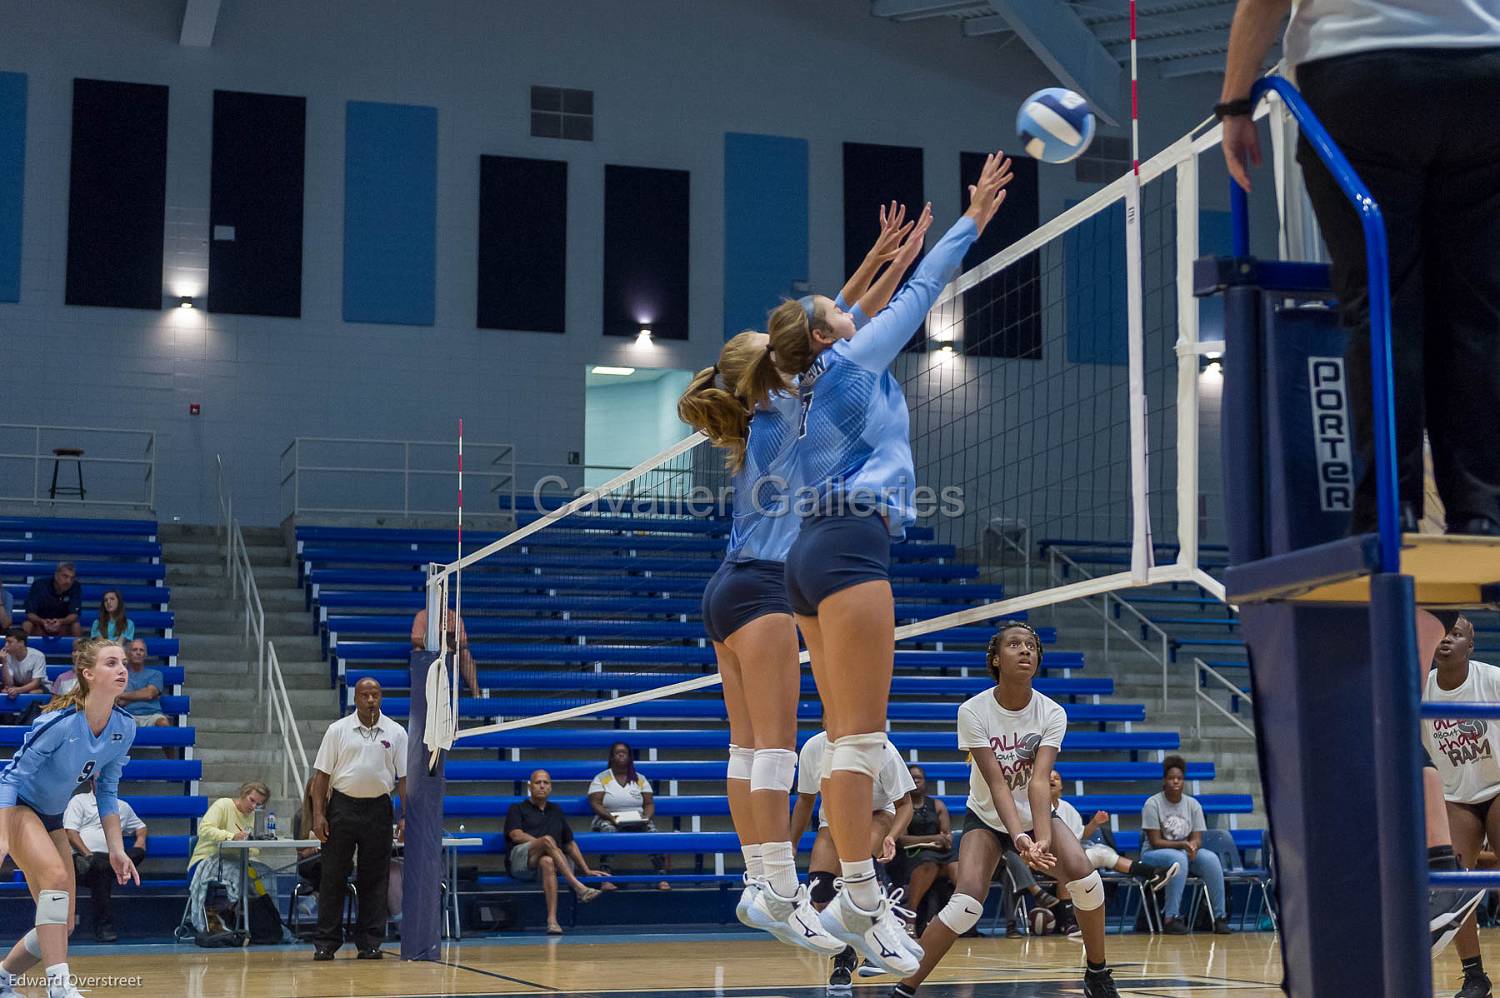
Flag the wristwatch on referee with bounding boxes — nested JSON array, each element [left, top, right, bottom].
[[1214, 98, 1254, 120]]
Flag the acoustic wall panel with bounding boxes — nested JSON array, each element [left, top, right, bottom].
[[723, 133, 807, 339], [0, 72, 26, 303], [208, 89, 305, 317], [603, 164, 689, 340], [65, 78, 168, 309], [343, 101, 437, 326], [843, 142, 923, 348], [477, 155, 566, 333], [960, 152, 1041, 359]]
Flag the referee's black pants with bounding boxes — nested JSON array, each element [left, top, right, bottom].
[[1295, 46, 1500, 534], [315, 790, 392, 951]]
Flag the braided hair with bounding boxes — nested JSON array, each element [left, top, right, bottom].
[[985, 620, 1044, 681]]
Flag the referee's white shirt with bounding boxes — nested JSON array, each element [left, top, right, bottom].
[[313, 711, 408, 799]]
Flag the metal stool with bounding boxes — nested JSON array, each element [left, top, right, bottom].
[[289, 879, 358, 939], [49, 448, 85, 500]]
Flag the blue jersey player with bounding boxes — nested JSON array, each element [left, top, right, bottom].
[[738, 151, 1016, 979], [0, 638, 137, 998], [677, 204, 928, 958]]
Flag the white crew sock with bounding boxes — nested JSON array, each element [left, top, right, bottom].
[[46, 962, 69, 996], [742, 844, 765, 880], [0, 968, 12, 987], [840, 859, 880, 909], [761, 840, 798, 897]]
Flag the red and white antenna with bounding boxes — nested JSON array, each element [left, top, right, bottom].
[[1130, 0, 1140, 174]]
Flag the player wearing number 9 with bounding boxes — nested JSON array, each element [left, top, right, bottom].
[[0, 638, 137, 998]]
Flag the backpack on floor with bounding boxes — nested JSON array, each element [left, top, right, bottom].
[[248, 893, 285, 944]]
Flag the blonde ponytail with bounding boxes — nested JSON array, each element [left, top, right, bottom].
[[46, 637, 121, 713], [677, 330, 791, 473]]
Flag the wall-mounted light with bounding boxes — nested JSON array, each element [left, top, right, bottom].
[[1201, 359, 1223, 383], [178, 295, 195, 309], [939, 344, 954, 355], [636, 328, 653, 345], [592, 366, 636, 376]]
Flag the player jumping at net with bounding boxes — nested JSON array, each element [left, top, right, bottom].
[[676, 203, 928, 953], [891, 624, 1121, 998], [740, 150, 1012, 975], [0, 638, 138, 998]]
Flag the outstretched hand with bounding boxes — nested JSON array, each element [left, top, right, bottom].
[[111, 848, 140, 887], [870, 201, 916, 264], [964, 151, 1015, 237], [893, 202, 933, 266]]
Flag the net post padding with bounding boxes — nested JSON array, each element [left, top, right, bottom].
[[400, 647, 446, 962]]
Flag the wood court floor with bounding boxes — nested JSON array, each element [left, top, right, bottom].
[[31, 928, 1500, 997]]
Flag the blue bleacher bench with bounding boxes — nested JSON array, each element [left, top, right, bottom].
[[437, 759, 1212, 784], [0, 561, 165, 583], [377, 697, 1145, 724], [70, 611, 174, 632], [298, 535, 956, 561], [0, 725, 194, 747], [123, 796, 208, 819], [458, 728, 1180, 755], [4, 584, 169, 608], [0, 517, 157, 539], [302, 557, 977, 582], [29, 637, 177, 661], [0, 694, 187, 715], [46, 664, 182, 687], [0, 539, 160, 560], [316, 593, 1004, 621]]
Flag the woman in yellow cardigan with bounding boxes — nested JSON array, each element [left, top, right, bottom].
[[185, 781, 272, 934]]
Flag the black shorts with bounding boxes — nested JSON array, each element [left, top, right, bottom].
[[16, 798, 64, 833], [701, 559, 793, 643], [784, 509, 891, 616], [1424, 747, 1437, 770], [1451, 794, 1500, 827], [960, 809, 1059, 853]]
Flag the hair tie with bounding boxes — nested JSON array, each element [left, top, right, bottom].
[[711, 364, 720, 377]]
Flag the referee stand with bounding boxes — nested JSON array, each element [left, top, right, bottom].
[[1205, 75, 1500, 998]]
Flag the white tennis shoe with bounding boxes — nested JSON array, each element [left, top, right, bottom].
[[818, 887, 922, 976]]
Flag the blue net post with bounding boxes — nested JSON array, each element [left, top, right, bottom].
[[400, 647, 446, 961]]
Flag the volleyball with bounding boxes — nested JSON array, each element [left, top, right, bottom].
[[1028, 906, 1057, 936], [1016, 87, 1096, 164]]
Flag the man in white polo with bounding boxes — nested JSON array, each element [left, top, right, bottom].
[[309, 677, 407, 961]]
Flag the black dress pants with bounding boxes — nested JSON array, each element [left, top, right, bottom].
[[1295, 46, 1500, 533], [74, 846, 146, 927], [314, 791, 392, 951]]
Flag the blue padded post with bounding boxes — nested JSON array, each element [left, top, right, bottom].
[[399, 649, 445, 961]]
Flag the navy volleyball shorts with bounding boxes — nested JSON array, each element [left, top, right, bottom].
[[701, 559, 794, 643], [784, 509, 892, 616]]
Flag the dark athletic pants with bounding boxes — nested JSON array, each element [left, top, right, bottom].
[[314, 790, 392, 951], [74, 846, 146, 928], [1295, 46, 1500, 533]]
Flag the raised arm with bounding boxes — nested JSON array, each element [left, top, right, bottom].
[[838, 201, 914, 309], [857, 203, 933, 318]]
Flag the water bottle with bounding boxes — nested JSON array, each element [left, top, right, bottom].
[[266, 812, 278, 840]]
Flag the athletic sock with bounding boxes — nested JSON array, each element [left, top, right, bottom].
[[761, 840, 799, 898], [1429, 844, 1460, 871], [45, 963, 68, 995], [0, 969, 12, 987], [1462, 955, 1486, 977], [892, 984, 917, 998], [1086, 960, 1108, 975], [742, 844, 765, 881], [841, 859, 880, 909]]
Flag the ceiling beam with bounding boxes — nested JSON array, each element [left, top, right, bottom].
[[1081, 0, 1234, 26], [1155, 52, 1227, 78], [981, 0, 1125, 125], [871, 0, 983, 19], [960, 13, 1011, 36], [1105, 27, 1229, 60], [179, 0, 222, 47], [1092, 5, 1234, 45]]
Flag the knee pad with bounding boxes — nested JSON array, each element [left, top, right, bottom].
[[35, 889, 69, 926], [728, 744, 754, 782], [1086, 844, 1119, 870], [809, 870, 837, 906], [937, 892, 984, 934], [750, 748, 797, 794], [21, 929, 38, 958], [1066, 871, 1105, 912], [830, 732, 887, 779]]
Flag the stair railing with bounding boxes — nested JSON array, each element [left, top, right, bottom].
[[1046, 545, 1173, 706], [1193, 657, 1256, 739]]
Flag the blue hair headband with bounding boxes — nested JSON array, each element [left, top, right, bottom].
[[798, 295, 818, 327]]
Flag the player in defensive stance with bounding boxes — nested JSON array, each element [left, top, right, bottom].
[[0, 638, 138, 998], [892, 623, 1121, 998]]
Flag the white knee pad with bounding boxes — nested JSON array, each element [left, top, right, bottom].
[[750, 748, 797, 793], [1086, 844, 1119, 870], [830, 732, 888, 779], [728, 744, 754, 782], [1067, 871, 1105, 912], [20, 929, 38, 958], [35, 889, 69, 926], [937, 892, 984, 934]]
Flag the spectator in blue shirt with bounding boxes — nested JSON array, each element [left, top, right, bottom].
[[88, 590, 134, 642], [115, 638, 167, 727], [22, 563, 82, 638]]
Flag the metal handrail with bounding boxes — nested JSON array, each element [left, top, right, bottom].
[[1047, 546, 1173, 705], [280, 435, 516, 521], [0, 424, 156, 509], [218, 454, 308, 796], [1192, 657, 1255, 739]]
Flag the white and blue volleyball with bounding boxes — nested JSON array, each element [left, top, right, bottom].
[[1016, 87, 1096, 164]]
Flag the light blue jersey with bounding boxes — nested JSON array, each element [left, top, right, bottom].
[[793, 216, 979, 536], [726, 390, 803, 563], [0, 706, 136, 818]]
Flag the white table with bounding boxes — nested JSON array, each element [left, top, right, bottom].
[[218, 836, 482, 938]]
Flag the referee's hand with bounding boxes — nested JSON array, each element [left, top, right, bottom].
[[312, 814, 329, 843]]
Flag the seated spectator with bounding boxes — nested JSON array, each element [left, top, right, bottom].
[[89, 589, 134, 642], [185, 781, 273, 935], [891, 764, 957, 930], [51, 639, 84, 697], [1141, 755, 1230, 935], [22, 562, 82, 637], [0, 576, 11, 630], [1, 628, 49, 724], [410, 606, 478, 693], [999, 848, 1065, 938], [116, 638, 169, 727], [65, 778, 147, 941], [588, 741, 669, 890], [1051, 771, 1178, 889], [504, 769, 605, 935]]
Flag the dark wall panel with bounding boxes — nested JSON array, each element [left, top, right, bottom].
[[208, 90, 305, 317], [65, 78, 168, 309], [0, 72, 27, 304], [843, 142, 923, 349], [477, 155, 566, 333], [604, 164, 689, 340], [960, 152, 1040, 359]]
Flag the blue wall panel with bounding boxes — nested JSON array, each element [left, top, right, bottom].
[[723, 132, 807, 340], [343, 101, 437, 325], [0, 73, 24, 303]]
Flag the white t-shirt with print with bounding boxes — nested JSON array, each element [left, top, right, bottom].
[[588, 769, 653, 814], [1424, 660, 1500, 805], [1054, 798, 1085, 840], [958, 688, 1067, 834], [797, 732, 916, 828], [1284, 0, 1500, 68]]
